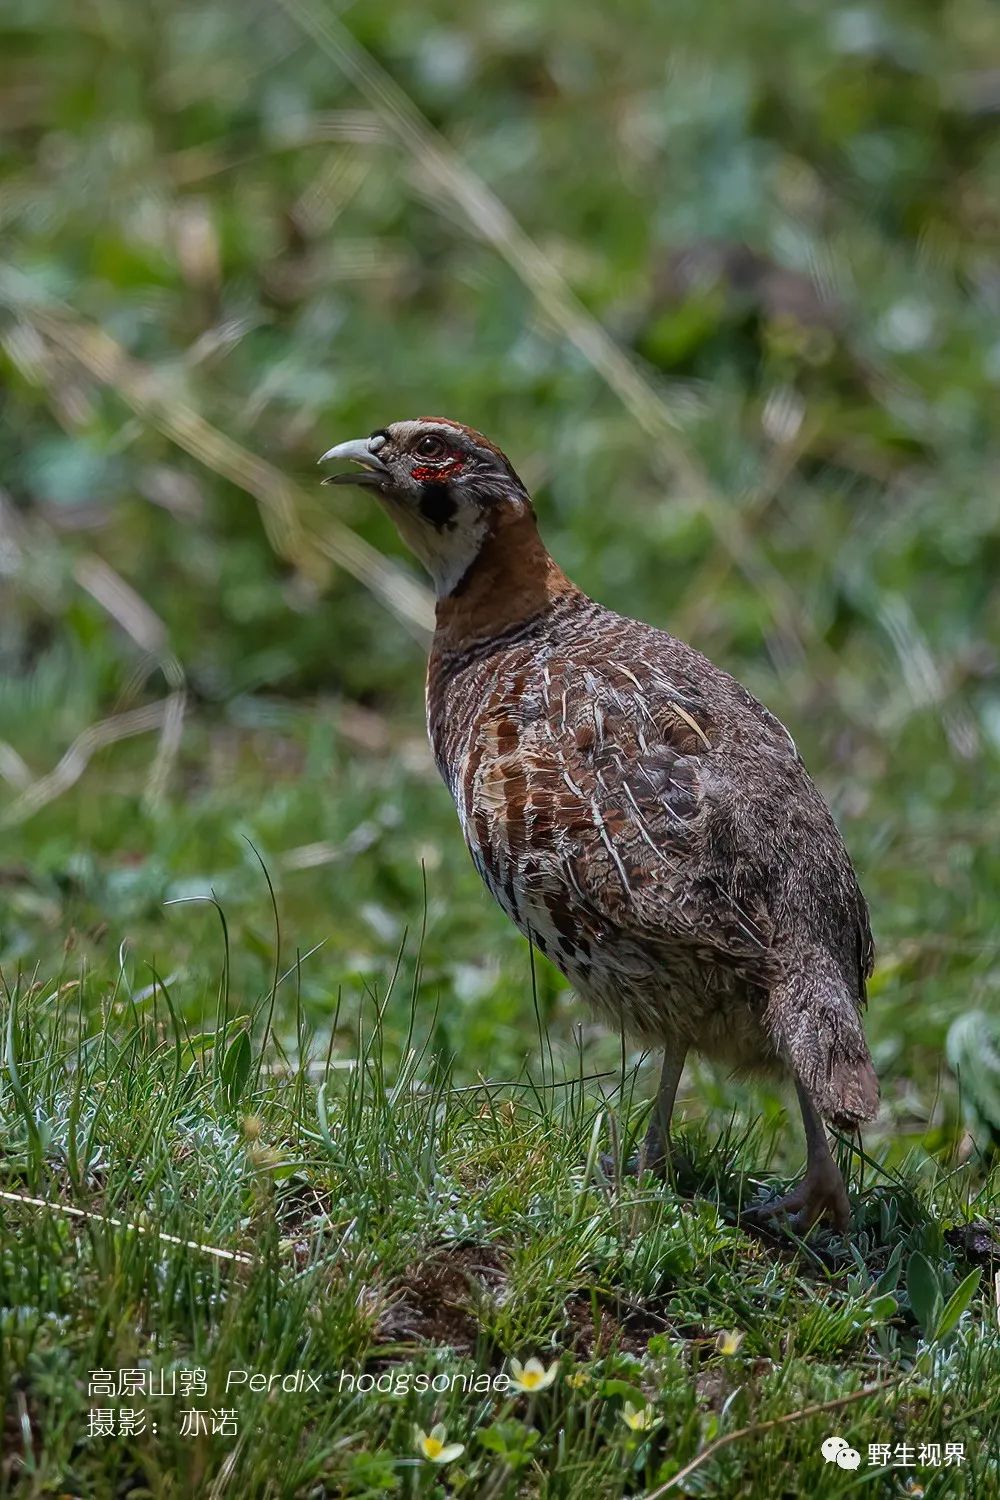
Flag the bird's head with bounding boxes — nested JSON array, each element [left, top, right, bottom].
[[320, 417, 533, 597]]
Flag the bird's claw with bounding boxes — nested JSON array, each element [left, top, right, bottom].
[[596, 1146, 694, 1187], [744, 1163, 851, 1235]]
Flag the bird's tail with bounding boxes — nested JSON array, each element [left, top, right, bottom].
[[765, 955, 879, 1129]]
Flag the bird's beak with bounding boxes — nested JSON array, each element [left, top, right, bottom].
[[318, 436, 389, 488]]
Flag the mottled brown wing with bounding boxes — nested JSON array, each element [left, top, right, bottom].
[[471, 656, 778, 975]]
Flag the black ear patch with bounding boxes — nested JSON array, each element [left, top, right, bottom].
[[419, 483, 458, 529]]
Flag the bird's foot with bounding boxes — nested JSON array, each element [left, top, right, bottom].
[[597, 1142, 694, 1188], [597, 1149, 658, 1182], [745, 1158, 850, 1236]]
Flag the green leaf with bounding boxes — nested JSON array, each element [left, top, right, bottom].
[[222, 1030, 252, 1106], [934, 1268, 982, 1341], [868, 1293, 898, 1322], [600, 1379, 649, 1408], [875, 1243, 904, 1297], [477, 1421, 538, 1467], [477, 1428, 506, 1455], [906, 1251, 942, 1335], [947, 1012, 1000, 1136]]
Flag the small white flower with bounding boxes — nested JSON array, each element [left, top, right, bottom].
[[715, 1328, 745, 1356], [414, 1423, 465, 1464], [622, 1402, 657, 1432], [508, 1356, 559, 1392]]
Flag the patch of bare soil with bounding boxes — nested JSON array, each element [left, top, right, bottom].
[[562, 1290, 672, 1359], [375, 1242, 509, 1354]]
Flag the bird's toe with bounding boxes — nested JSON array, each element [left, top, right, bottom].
[[746, 1162, 851, 1236], [597, 1150, 646, 1182], [596, 1144, 696, 1188]]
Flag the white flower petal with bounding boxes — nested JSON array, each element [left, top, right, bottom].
[[435, 1443, 465, 1463]]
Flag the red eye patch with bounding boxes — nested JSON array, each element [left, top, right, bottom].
[[412, 455, 466, 483]]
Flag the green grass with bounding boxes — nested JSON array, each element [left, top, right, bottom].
[[3, 936, 999, 1497]]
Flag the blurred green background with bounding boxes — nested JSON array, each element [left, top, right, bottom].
[[2, 0, 999, 1136]]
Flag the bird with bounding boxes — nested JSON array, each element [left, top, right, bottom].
[[320, 417, 879, 1232]]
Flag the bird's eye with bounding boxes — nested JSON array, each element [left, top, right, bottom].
[[416, 434, 448, 459]]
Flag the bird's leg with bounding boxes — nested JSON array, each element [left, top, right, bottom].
[[599, 1044, 687, 1183], [637, 1045, 688, 1178], [752, 1078, 851, 1234]]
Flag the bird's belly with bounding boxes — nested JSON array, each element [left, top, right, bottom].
[[580, 964, 778, 1071], [463, 836, 775, 1071], [464, 831, 771, 1064]]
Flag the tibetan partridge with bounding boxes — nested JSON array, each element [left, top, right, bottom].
[[321, 418, 879, 1232]]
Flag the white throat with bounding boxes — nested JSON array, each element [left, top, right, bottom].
[[379, 498, 488, 597]]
